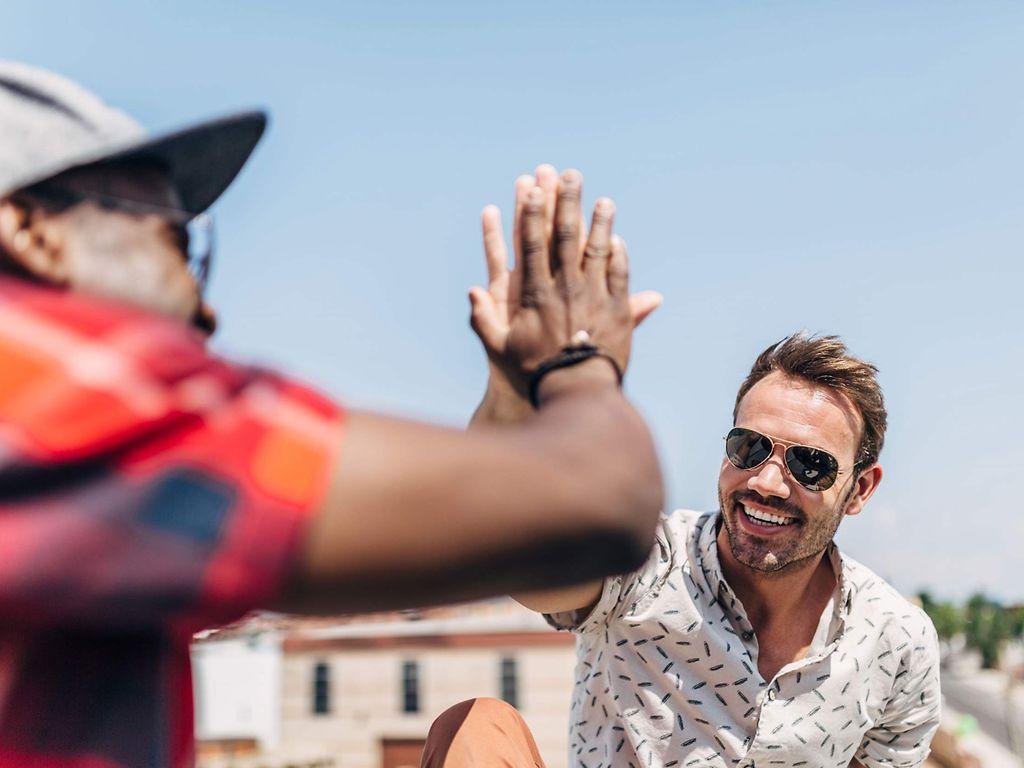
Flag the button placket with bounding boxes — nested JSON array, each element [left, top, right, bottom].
[[744, 684, 780, 763]]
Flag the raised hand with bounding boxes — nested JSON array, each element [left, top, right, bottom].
[[469, 167, 661, 420], [471, 169, 643, 402]]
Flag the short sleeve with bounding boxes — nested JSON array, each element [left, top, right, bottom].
[[544, 512, 681, 633], [856, 617, 942, 768], [0, 291, 344, 634]]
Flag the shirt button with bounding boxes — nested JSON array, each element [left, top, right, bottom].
[[766, 689, 776, 702], [742, 630, 754, 641]]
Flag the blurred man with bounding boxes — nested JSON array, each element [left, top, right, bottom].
[[423, 178, 941, 768], [0, 62, 663, 767]]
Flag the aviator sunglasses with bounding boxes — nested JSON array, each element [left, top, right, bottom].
[[724, 427, 849, 492]]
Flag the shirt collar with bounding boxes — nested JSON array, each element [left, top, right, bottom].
[[695, 510, 852, 641]]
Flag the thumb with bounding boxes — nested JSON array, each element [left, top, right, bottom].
[[469, 287, 507, 352], [629, 290, 663, 328]]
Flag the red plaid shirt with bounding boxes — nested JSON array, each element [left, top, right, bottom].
[[0, 277, 344, 767]]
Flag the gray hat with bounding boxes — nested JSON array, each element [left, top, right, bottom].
[[0, 60, 265, 215]]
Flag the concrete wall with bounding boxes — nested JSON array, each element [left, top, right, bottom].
[[279, 644, 576, 768], [192, 633, 283, 750]]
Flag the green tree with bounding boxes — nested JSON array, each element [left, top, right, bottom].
[[917, 591, 965, 642], [918, 591, 936, 615], [933, 603, 966, 642], [964, 593, 1010, 670], [1008, 605, 1024, 639]]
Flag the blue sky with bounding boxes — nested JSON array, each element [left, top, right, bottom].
[[4, 1, 1022, 600]]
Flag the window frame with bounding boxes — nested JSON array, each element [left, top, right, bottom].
[[500, 656, 518, 709], [312, 660, 331, 716], [401, 660, 420, 714]]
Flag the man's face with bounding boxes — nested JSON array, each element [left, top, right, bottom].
[[1, 162, 211, 328], [717, 371, 870, 574]]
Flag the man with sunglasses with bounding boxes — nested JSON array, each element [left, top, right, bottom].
[[0, 63, 664, 767], [425, 172, 940, 768]]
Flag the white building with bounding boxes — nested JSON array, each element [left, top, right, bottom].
[[194, 600, 577, 768], [192, 628, 283, 752]]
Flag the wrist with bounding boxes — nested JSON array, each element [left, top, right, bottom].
[[470, 363, 534, 428], [535, 357, 621, 407]]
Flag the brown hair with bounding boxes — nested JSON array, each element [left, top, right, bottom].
[[733, 333, 887, 467]]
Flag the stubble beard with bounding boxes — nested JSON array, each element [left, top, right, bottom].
[[718, 486, 850, 576]]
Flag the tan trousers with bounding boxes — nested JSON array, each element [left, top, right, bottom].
[[421, 698, 547, 768]]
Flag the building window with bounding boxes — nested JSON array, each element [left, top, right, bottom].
[[401, 660, 420, 713], [312, 661, 331, 715], [500, 657, 518, 709]]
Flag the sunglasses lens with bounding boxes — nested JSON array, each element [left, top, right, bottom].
[[725, 428, 774, 470], [786, 446, 839, 491]]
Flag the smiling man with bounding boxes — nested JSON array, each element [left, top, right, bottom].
[[536, 338, 943, 768], [422, 178, 940, 767]]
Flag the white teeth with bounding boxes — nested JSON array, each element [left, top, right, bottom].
[[742, 505, 796, 527]]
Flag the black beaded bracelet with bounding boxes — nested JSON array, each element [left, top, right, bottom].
[[527, 344, 624, 409]]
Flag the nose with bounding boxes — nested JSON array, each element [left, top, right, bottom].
[[747, 452, 791, 500]]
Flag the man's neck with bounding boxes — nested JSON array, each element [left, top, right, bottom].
[[715, 525, 835, 632]]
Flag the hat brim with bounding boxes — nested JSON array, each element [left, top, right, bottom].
[[14, 109, 268, 215], [75, 110, 267, 215]]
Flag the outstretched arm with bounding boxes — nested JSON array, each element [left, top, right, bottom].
[[278, 169, 664, 614], [466, 165, 662, 616], [281, 372, 657, 613]]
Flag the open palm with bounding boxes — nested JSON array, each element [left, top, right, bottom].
[[470, 165, 662, 394]]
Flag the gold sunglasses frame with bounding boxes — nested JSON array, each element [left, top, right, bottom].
[[723, 427, 851, 492]]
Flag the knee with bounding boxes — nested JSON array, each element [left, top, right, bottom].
[[464, 697, 519, 720], [428, 697, 517, 733], [423, 698, 531, 768], [427, 698, 476, 738]]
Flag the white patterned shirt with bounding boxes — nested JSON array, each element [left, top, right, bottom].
[[546, 510, 940, 768]]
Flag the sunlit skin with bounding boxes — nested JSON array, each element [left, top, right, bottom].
[[715, 371, 882, 681], [0, 163, 216, 331]]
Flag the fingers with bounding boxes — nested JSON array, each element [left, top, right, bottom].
[[535, 164, 558, 241], [583, 197, 615, 292], [509, 166, 633, 319], [552, 170, 584, 292], [468, 287, 506, 352], [608, 234, 630, 299], [510, 175, 533, 307], [519, 186, 552, 303], [481, 205, 508, 287], [511, 174, 534, 270], [628, 290, 663, 327]]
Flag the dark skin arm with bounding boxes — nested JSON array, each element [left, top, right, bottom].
[[277, 170, 664, 614], [467, 165, 660, 617], [280, 365, 658, 613], [0, 166, 658, 626]]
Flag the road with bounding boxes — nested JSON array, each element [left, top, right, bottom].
[[942, 671, 1024, 756]]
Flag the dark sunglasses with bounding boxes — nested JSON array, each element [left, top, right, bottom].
[[724, 427, 849, 492], [18, 183, 215, 297]]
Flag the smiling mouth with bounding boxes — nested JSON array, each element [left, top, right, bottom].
[[740, 503, 798, 528]]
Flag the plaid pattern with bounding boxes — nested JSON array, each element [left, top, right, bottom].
[[0, 278, 343, 767]]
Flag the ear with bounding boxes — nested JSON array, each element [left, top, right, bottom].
[[843, 463, 882, 518], [0, 198, 69, 285]]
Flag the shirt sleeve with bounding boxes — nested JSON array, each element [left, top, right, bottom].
[[544, 512, 681, 633], [855, 617, 942, 768], [0, 297, 343, 634]]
